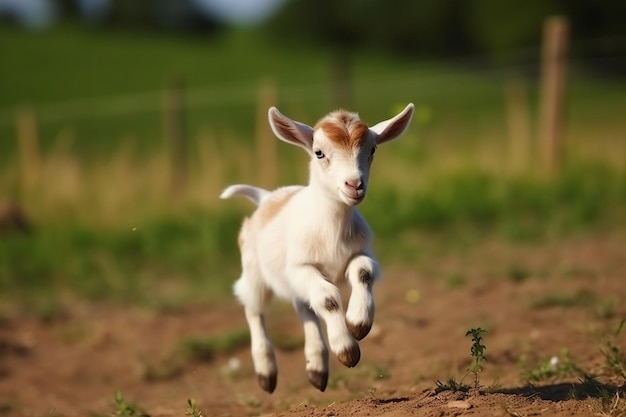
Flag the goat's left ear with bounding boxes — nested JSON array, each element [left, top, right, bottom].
[[370, 103, 415, 145], [268, 107, 314, 151]]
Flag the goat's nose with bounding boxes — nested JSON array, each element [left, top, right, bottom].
[[345, 179, 364, 191]]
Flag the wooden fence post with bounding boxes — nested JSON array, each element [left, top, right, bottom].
[[538, 16, 569, 175], [164, 78, 187, 194], [255, 79, 278, 189], [16, 106, 41, 200]]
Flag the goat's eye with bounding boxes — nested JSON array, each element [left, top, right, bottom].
[[370, 146, 377, 156], [314, 150, 325, 159]]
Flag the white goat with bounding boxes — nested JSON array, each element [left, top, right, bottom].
[[220, 104, 414, 393]]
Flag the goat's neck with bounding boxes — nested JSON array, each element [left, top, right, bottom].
[[306, 178, 354, 227]]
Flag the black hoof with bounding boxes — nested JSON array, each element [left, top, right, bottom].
[[257, 373, 277, 393], [307, 370, 329, 392], [347, 321, 372, 341], [337, 343, 360, 368]]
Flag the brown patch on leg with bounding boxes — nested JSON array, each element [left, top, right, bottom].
[[359, 269, 373, 287], [324, 297, 339, 312], [257, 373, 277, 393], [307, 370, 328, 392]]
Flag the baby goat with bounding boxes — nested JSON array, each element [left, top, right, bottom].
[[220, 104, 414, 393]]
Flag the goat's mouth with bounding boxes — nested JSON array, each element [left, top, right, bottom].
[[340, 189, 365, 205]]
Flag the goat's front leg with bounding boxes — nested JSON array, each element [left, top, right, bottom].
[[291, 265, 360, 368], [294, 299, 329, 391], [345, 254, 379, 341]]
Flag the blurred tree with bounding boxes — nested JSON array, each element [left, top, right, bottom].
[[49, 0, 286, 28], [268, 0, 369, 107], [267, 0, 626, 75], [52, 0, 225, 34], [467, 0, 560, 62], [561, 0, 626, 75], [361, 0, 473, 57]]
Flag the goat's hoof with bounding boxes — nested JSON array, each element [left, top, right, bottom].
[[257, 373, 277, 393], [347, 321, 372, 341], [337, 343, 360, 368], [307, 370, 328, 392]]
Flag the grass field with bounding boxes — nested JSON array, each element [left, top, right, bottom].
[[1, 23, 625, 312]]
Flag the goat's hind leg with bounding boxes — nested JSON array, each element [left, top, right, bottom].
[[345, 255, 379, 341], [234, 275, 277, 393], [294, 299, 329, 391]]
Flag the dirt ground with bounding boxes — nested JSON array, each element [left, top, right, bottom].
[[1, 234, 625, 417]]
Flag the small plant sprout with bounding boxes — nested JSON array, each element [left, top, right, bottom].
[[434, 377, 470, 394], [601, 318, 626, 381], [112, 391, 149, 417], [466, 327, 487, 388], [185, 398, 204, 417]]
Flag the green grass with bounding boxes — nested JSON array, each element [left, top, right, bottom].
[[364, 164, 626, 242], [1, 163, 625, 309], [1, 24, 625, 310], [0, 208, 245, 308]]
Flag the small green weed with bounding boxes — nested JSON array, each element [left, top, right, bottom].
[[185, 399, 204, 417], [466, 327, 487, 388], [433, 327, 487, 393], [112, 391, 149, 417], [519, 349, 583, 383], [434, 377, 471, 394], [600, 319, 626, 381]]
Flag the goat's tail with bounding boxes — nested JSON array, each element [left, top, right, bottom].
[[220, 184, 271, 206]]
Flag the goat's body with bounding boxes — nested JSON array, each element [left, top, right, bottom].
[[221, 104, 414, 393], [228, 184, 372, 303]]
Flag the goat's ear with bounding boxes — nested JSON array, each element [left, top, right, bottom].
[[370, 103, 415, 145], [268, 107, 314, 151]]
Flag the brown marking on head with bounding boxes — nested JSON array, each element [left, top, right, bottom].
[[255, 188, 299, 228], [315, 110, 369, 151]]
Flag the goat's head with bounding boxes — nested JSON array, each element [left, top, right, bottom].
[[268, 104, 414, 206]]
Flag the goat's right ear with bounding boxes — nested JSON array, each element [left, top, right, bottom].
[[268, 107, 314, 151]]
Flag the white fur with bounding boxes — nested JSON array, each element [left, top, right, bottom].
[[221, 104, 414, 393]]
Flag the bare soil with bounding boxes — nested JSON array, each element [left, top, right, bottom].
[[1, 234, 625, 417]]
